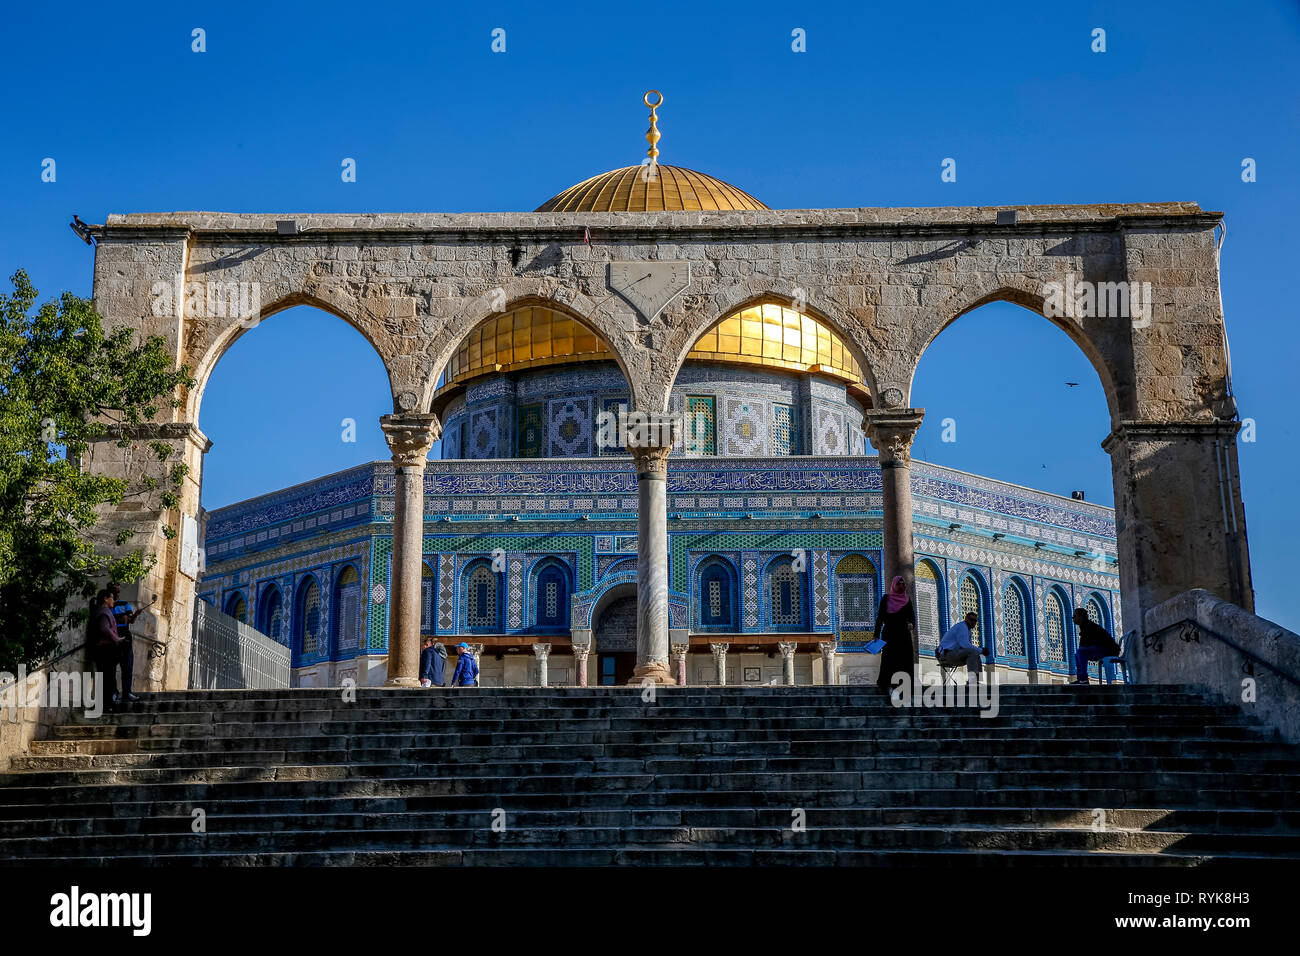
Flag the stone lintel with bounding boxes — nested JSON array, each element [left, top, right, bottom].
[[1102, 419, 1242, 453], [91, 421, 212, 453]]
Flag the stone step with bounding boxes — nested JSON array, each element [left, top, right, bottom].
[[50, 720, 1271, 747], [3, 805, 1295, 838], [4, 683, 1295, 865], [30, 734, 1290, 762], [2, 846, 1218, 867], [8, 821, 1300, 859], [0, 785, 1289, 821], [11, 749, 1299, 777], [2, 767, 1298, 803]]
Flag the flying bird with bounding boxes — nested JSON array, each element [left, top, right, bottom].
[[1065, 382, 1080, 387]]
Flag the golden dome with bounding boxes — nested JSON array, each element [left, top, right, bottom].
[[535, 164, 768, 213], [444, 304, 863, 388], [534, 90, 767, 213]]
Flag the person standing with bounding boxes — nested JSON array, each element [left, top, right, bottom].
[[449, 643, 479, 687], [107, 583, 141, 703], [1069, 608, 1120, 685], [90, 589, 127, 710], [420, 636, 447, 687], [874, 575, 916, 691]]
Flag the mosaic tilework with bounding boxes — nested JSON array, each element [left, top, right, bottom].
[[671, 531, 880, 594], [815, 407, 845, 455], [548, 397, 593, 457], [915, 560, 942, 649], [812, 549, 830, 627], [469, 408, 498, 459], [507, 555, 524, 628], [724, 398, 766, 456], [437, 554, 455, 631], [599, 396, 629, 456], [772, 403, 796, 455], [517, 404, 543, 458], [741, 551, 759, 629], [598, 555, 636, 578], [1002, 583, 1027, 657], [685, 396, 716, 456]]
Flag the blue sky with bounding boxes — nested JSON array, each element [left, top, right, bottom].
[[2, 1, 1296, 629]]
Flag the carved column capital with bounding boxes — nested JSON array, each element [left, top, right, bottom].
[[864, 409, 925, 466], [777, 641, 798, 659], [571, 642, 590, 663], [626, 412, 680, 479], [380, 413, 441, 467], [465, 643, 485, 662], [818, 641, 838, 658], [670, 642, 690, 661], [532, 643, 551, 660], [710, 642, 729, 661]]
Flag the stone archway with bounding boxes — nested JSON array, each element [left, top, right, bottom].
[[83, 202, 1251, 688]]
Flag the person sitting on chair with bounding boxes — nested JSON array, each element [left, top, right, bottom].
[[938, 612, 985, 684], [1069, 609, 1120, 685]]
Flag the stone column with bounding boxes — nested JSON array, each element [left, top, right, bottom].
[[626, 415, 680, 685], [865, 409, 925, 595], [670, 642, 690, 686], [710, 642, 729, 687], [380, 416, 439, 687], [532, 643, 551, 688], [819, 641, 838, 686], [777, 641, 798, 686], [1103, 420, 1254, 635], [571, 641, 590, 688]]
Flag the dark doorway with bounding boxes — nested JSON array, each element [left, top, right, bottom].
[[594, 593, 637, 686], [596, 652, 636, 685]]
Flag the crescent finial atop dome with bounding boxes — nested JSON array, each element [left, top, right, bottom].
[[644, 90, 663, 167]]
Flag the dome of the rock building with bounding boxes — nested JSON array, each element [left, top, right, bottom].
[[534, 90, 767, 213], [535, 164, 768, 213]]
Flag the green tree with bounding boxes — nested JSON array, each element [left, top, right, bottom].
[[0, 269, 193, 672]]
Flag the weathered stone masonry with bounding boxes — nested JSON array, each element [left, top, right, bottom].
[[86, 202, 1251, 688]]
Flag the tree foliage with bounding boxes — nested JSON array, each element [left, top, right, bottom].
[[0, 270, 193, 671]]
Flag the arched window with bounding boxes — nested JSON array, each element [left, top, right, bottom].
[[1043, 590, 1067, 664], [224, 591, 247, 624], [834, 554, 877, 634], [1085, 594, 1109, 633], [1001, 582, 1028, 657], [697, 558, 737, 630], [334, 566, 364, 654], [535, 561, 571, 630], [258, 584, 284, 644], [914, 560, 943, 650], [769, 557, 806, 631], [464, 562, 500, 632], [959, 573, 984, 647], [298, 576, 323, 658]]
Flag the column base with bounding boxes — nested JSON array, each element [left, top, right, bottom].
[[384, 677, 422, 688], [627, 662, 677, 686]]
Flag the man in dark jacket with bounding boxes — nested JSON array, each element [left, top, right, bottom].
[[1070, 608, 1121, 685], [449, 643, 479, 687], [420, 636, 446, 687]]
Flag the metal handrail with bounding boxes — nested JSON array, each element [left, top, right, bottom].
[[0, 638, 93, 693], [1144, 616, 1300, 690]]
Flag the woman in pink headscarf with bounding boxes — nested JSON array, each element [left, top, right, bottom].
[[874, 575, 916, 690]]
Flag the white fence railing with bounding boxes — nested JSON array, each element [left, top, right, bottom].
[[190, 601, 290, 689]]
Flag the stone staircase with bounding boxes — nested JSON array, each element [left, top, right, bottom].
[[1, 684, 1298, 866]]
